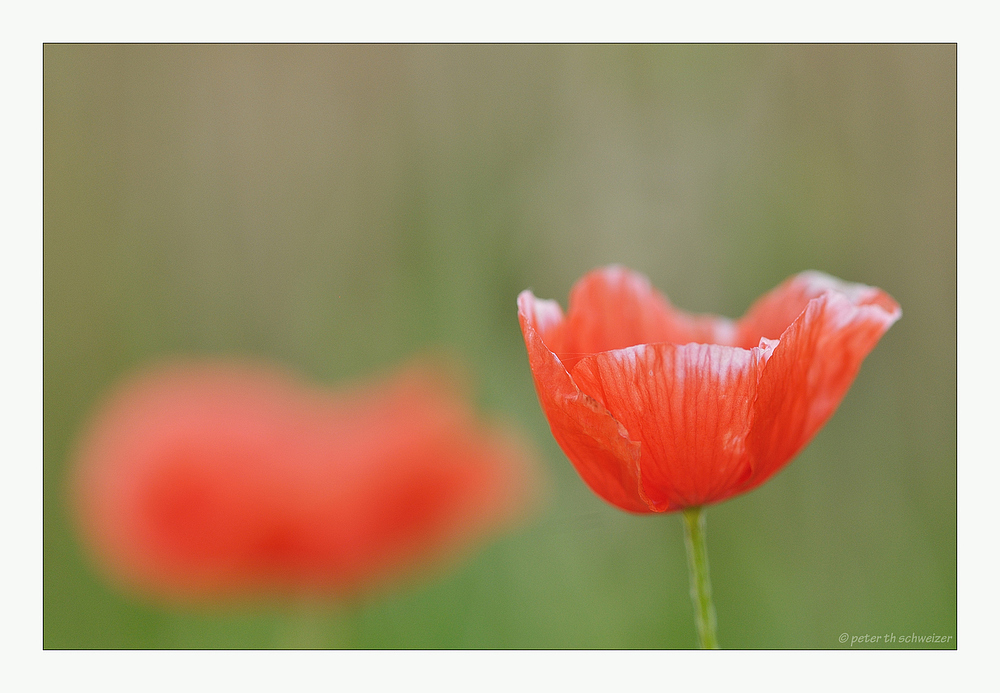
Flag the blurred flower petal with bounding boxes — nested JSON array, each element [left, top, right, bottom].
[[71, 360, 537, 603]]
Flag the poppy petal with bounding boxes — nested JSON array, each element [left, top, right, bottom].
[[518, 291, 647, 513], [571, 342, 773, 510], [72, 360, 536, 601], [735, 270, 900, 349], [744, 286, 902, 490], [518, 266, 899, 514], [548, 266, 735, 370]]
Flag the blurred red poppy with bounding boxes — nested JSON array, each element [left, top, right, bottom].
[[71, 360, 535, 603], [518, 266, 900, 513]]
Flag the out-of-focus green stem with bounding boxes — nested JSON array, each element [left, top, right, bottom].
[[275, 602, 354, 649], [682, 506, 719, 649]]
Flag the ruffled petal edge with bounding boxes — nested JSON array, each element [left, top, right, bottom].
[[740, 280, 901, 492], [518, 290, 650, 513]]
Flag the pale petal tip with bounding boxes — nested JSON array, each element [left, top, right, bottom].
[[517, 290, 564, 335], [592, 264, 653, 292], [795, 270, 880, 304], [796, 270, 901, 322]]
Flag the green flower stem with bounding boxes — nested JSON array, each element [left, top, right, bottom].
[[682, 506, 719, 649], [275, 602, 355, 649]]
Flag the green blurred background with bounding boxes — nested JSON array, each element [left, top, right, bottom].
[[44, 44, 955, 649]]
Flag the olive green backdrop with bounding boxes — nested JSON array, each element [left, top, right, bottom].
[[44, 44, 956, 649]]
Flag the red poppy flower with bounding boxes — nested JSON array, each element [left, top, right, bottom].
[[71, 360, 535, 603], [518, 266, 900, 513]]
